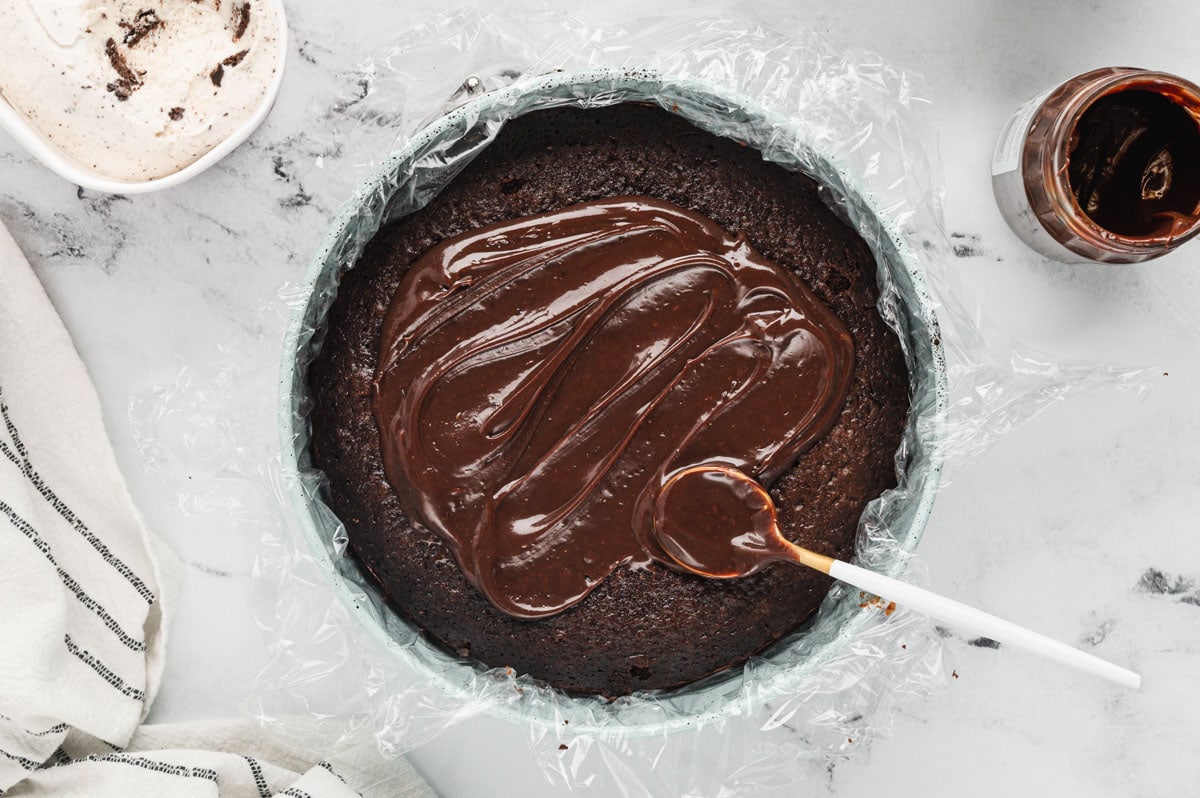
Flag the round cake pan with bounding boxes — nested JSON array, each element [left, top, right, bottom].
[[279, 68, 948, 739]]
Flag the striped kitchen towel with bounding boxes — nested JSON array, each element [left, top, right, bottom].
[[0, 222, 432, 798]]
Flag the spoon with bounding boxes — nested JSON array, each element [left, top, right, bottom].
[[653, 465, 1142, 689]]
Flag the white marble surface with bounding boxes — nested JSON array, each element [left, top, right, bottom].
[[3, 1, 1200, 795]]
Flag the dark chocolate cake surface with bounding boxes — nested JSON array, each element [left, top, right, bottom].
[[307, 104, 910, 696]]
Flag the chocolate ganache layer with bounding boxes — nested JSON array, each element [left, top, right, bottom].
[[307, 104, 910, 695], [373, 197, 854, 619]]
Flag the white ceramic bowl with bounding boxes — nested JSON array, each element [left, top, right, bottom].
[[0, 0, 288, 194], [280, 68, 948, 739]]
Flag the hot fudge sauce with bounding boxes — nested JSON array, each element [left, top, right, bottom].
[[1068, 89, 1200, 238], [372, 197, 854, 618]]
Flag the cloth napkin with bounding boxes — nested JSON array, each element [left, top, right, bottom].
[[0, 220, 434, 798]]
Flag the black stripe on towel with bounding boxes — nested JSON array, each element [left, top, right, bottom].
[[0, 500, 146, 652], [0, 386, 155, 605], [243, 756, 272, 798], [0, 716, 66, 738], [0, 748, 39, 771], [278, 789, 314, 798], [0, 388, 31, 468], [23, 723, 67, 738], [84, 754, 218, 783], [63, 634, 145, 702], [317, 761, 347, 784]]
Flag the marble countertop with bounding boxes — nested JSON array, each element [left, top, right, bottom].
[[3, 0, 1199, 795]]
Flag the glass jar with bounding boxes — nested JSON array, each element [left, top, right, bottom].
[[992, 67, 1200, 263]]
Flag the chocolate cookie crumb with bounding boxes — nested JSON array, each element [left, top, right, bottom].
[[231, 3, 251, 41], [104, 38, 143, 101], [168, 107, 185, 120], [119, 9, 161, 47], [968, 636, 1001, 649], [222, 49, 249, 67], [210, 64, 225, 87]]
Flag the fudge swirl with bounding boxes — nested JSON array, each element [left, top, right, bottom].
[[373, 197, 854, 618]]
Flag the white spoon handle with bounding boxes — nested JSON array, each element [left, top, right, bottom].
[[829, 559, 1142, 690]]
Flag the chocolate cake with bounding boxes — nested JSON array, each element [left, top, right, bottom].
[[307, 104, 910, 696]]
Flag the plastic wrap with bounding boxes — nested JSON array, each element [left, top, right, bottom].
[[131, 8, 1150, 794]]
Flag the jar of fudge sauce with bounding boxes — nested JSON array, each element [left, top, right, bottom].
[[992, 68, 1200, 263]]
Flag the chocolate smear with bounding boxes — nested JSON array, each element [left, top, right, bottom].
[[373, 196, 854, 619]]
